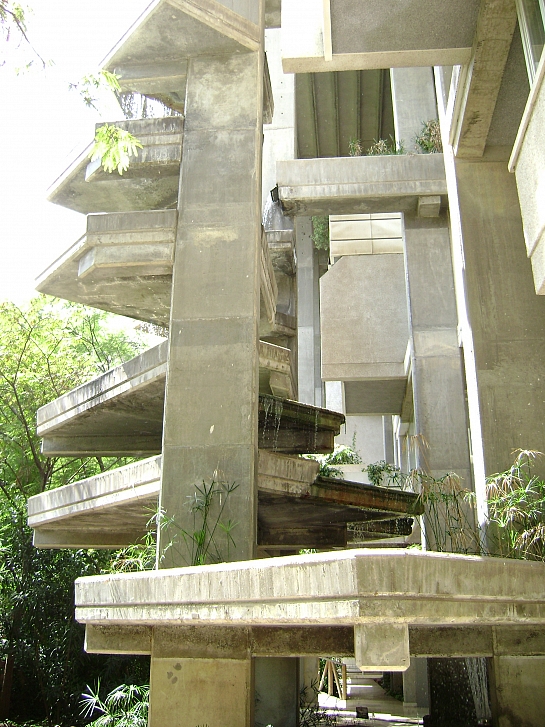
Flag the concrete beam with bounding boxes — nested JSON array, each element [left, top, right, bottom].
[[277, 154, 447, 217], [84, 624, 355, 657], [75, 549, 545, 630], [281, 0, 478, 73], [453, 0, 517, 158], [355, 623, 410, 672]]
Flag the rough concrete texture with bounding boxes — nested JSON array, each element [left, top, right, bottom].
[[277, 154, 447, 217], [48, 117, 184, 214], [390, 67, 437, 152], [320, 253, 409, 390], [403, 215, 472, 488], [149, 657, 253, 727], [511, 64, 545, 293], [456, 154, 545, 475], [75, 548, 545, 628], [37, 340, 297, 455], [490, 656, 545, 727], [281, 0, 477, 73], [453, 0, 517, 158]]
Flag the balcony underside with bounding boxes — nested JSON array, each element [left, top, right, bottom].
[[28, 452, 420, 550], [37, 341, 306, 456]]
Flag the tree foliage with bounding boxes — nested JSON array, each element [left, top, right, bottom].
[[0, 297, 149, 725]]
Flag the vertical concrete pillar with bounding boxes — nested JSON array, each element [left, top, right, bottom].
[[159, 38, 264, 566], [382, 415, 395, 464], [489, 656, 545, 727], [296, 216, 322, 406], [149, 630, 253, 727], [262, 28, 295, 210], [455, 156, 545, 478], [403, 214, 472, 488], [403, 658, 429, 711], [255, 657, 299, 727], [390, 68, 437, 151]]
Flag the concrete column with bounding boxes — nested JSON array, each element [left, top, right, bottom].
[[455, 155, 545, 479], [149, 629, 253, 727], [390, 68, 437, 151], [296, 216, 322, 406], [262, 28, 295, 210], [403, 214, 472, 487], [489, 656, 545, 727], [402, 658, 429, 710], [255, 657, 299, 727], [382, 415, 394, 464], [159, 35, 264, 564]]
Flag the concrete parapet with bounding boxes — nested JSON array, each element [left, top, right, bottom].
[[277, 154, 447, 217]]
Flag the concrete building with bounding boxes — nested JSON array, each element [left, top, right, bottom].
[[26, 0, 545, 725]]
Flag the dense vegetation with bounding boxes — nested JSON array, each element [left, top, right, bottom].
[[0, 298, 150, 726]]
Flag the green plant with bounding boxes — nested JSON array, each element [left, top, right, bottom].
[[365, 460, 406, 489], [311, 216, 329, 252], [69, 70, 121, 111], [486, 450, 545, 561], [348, 137, 363, 156], [89, 123, 143, 176], [81, 682, 149, 727], [367, 136, 405, 155], [415, 119, 442, 153], [161, 480, 239, 566], [305, 445, 361, 479]]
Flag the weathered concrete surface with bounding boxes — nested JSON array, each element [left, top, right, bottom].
[[75, 549, 545, 626], [456, 154, 545, 475], [403, 214, 473, 494], [37, 212, 290, 329], [281, 0, 479, 72], [37, 341, 298, 455], [320, 253, 409, 414], [29, 449, 420, 550], [390, 68, 437, 152], [277, 154, 447, 217], [149, 656, 253, 727], [510, 57, 545, 294], [452, 0, 517, 158], [48, 117, 184, 214], [490, 655, 545, 727]]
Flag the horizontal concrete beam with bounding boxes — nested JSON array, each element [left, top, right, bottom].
[[75, 549, 545, 629], [84, 624, 355, 657], [83, 621, 545, 661], [281, 0, 478, 73], [277, 155, 447, 216]]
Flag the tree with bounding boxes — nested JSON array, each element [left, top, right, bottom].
[[0, 297, 149, 725]]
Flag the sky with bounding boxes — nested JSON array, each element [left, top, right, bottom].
[[0, 0, 151, 304]]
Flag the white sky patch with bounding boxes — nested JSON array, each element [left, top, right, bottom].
[[0, 0, 150, 304]]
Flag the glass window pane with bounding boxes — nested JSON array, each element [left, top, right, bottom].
[[520, 0, 545, 76]]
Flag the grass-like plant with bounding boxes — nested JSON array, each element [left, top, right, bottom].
[[305, 445, 362, 479], [486, 450, 545, 561], [81, 683, 149, 727], [89, 123, 143, 175], [415, 119, 442, 153], [311, 216, 330, 251]]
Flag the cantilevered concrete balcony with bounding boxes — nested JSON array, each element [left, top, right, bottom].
[[48, 118, 184, 215], [74, 549, 545, 670], [37, 340, 302, 456], [28, 451, 421, 550], [320, 252, 410, 415], [277, 154, 447, 217], [37, 212, 295, 335], [281, 0, 480, 73]]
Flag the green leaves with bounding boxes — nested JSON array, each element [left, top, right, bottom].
[[81, 682, 149, 727], [69, 70, 122, 111], [89, 123, 143, 175]]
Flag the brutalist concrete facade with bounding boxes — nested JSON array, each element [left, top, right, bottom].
[[27, 1, 545, 726]]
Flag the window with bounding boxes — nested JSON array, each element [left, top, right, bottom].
[[517, 0, 545, 81]]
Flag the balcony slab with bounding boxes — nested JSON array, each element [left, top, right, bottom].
[[277, 154, 447, 217], [28, 452, 420, 549], [74, 549, 545, 669], [37, 341, 300, 456]]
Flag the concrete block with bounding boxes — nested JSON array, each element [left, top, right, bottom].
[[417, 195, 442, 217], [355, 624, 410, 672]]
